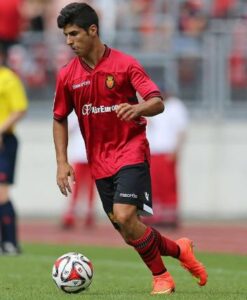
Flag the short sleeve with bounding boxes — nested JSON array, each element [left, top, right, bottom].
[[128, 58, 162, 101], [53, 72, 73, 121]]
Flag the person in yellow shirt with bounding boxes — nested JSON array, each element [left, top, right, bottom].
[[0, 46, 28, 255]]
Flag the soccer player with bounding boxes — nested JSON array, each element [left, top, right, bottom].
[[0, 45, 28, 254], [53, 2, 207, 294]]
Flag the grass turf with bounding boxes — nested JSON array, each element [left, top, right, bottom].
[[0, 243, 246, 300]]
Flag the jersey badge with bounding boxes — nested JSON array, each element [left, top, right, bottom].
[[105, 75, 115, 89]]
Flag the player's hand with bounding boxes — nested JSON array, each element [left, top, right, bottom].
[[56, 162, 76, 196], [116, 103, 141, 121]]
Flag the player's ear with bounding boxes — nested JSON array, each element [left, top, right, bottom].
[[88, 24, 98, 37]]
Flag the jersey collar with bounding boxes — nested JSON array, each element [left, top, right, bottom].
[[79, 45, 111, 73]]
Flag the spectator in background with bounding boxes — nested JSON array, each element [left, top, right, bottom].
[[178, 0, 207, 37], [145, 94, 189, 228], [2, 0, 49, 88], [0, 0, 26, 62], [21, 0, 49, 32], [53, 44, 73, 76], [211, 0, 237, 19], [228, 7, 247, 98], [61, 111, 96, 229], [129, 0, 156, 50], [92, 0, 117, 45], [118, 0, 174, 52], [0, 45, 29, 254], [175, 0, 207, 55], [19, 0, 50, 88]]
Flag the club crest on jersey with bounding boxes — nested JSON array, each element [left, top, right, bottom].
[[105, 75, 115, 89]]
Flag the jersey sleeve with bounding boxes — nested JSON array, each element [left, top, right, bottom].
[[53, 72, 73, 121], [128, 58, 163, 101], [7, 74, 28, 112]]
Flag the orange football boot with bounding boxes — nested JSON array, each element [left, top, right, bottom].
[[176, 238, 208, 286], [151, 272, 175, 295]]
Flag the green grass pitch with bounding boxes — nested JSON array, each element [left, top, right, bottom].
[[0, 243, 246, 300]]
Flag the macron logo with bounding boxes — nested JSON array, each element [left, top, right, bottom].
[[119, 193, 138, 199], [72, 80, 90, 89]]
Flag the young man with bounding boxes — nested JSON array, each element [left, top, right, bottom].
[[53, 2, 207, 294], [0, 46, 28, 254]]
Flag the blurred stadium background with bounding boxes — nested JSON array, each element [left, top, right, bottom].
[[3, 0, 246, 222]]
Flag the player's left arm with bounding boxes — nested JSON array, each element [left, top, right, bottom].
[[116, 59, 165, 121], [116, 97, 164, 121]]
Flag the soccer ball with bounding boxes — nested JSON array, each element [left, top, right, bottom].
[[52, 252, 93, 293]]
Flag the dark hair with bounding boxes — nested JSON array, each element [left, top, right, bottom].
[[57, 2, 99, 32]]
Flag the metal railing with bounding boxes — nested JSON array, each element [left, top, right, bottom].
[[9, 18, 247, 120]]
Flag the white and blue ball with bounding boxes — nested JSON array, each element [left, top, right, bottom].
[[52, 252, 93, 293]]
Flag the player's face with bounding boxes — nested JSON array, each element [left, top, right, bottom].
[[63, 24, 96, 57]]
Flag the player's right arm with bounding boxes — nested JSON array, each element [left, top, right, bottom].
[[53, 69, 75, 196], [53, 118, 75, 196]]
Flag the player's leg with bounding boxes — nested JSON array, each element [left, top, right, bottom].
[[113, 162, 207, 291], [96, 172, 174, 294], [149, 157, 207, 286], [151, 227, 207, 286], [113, 203, 176, 294], [61, 162, 83, 228], [113, 163, 178, 294], [0, 185, 18, 253], [84, 164, 95, 227], [160, 154, 178, 227], [0, 133, 20, 255], [96, 166, 203, 294], [95, 175, 116, 226], [148, 154, 178, 227]]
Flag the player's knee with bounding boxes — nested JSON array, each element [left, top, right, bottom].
[[114, 211, 132, 228]]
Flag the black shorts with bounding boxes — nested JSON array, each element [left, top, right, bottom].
[[96, 162, 153, 219], [0, 133, 18, 184]]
